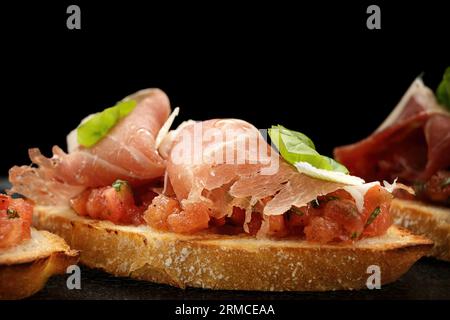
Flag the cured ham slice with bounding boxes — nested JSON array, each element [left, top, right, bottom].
[[165, 119, 347, 223], [334, 79, 450, 184], [9, 88, 171, 205]]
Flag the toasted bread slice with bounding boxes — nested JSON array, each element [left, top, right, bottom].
[[33, 205, 432, 291], [0, 228, 79, 300], [391, 199, 450, 262]]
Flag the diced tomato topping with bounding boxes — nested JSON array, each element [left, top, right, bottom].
[[210, 216, 226, 227], [266, 215, 288, 237], [144, 195, 210, 234], [108, 181, 393, 243], [0, 195, 34, 250], [144, 194, 181, 231], [247, 213, 263, 235], [323, 199, 364, 236], [70, 180, 154, 225], [228, 207, 245, 226], [166, 202, 210, 234], [304, 216, 341, 243], [361, 185, 393, 237], [286, 185, 393, 243], [0, 194, 9, 210]]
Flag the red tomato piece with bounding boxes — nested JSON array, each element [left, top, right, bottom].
[[144, 194, 181, 231], [167, 202, 210, 234], [0, 196, 34, 249]]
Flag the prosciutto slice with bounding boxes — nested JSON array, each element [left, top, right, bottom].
[[9, 88, 171, 204], [165, 119, 346, 221], [334, 78, 450, 184]]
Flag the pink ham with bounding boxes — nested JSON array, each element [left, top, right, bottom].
[[165, 119, 346, 227], [9, 88, 171, 204], [334, 79, 450, 184]]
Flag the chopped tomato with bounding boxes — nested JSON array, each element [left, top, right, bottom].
[[105, 181, 394, 243], [304, 216, 341, 243], [286, 210, 307, 234], [286, 186, 393, 243], [228, 207, 245, 226], [210, 216, 226, 227], [0, 195, 34, 249], [70, 180, 149, 225], [361, 185, 393, 237], [0, 194, 9, 210], [144, 194, 181, 230], [266, 215, 288, 237], [323, 199, 364, 237], [247, 212, 263, 235], [167, 202, 210, 234]]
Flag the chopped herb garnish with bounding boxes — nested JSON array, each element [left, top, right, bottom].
[[365, 207, 381, 227], [351, 232, 359, 239], [327, 196, 340, 201], [291, 206, 305, 216], [7, 208, 20, 219], [112, 180, 128, 192]]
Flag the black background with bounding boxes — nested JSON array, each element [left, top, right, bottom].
[[1, 0, 449, 176]]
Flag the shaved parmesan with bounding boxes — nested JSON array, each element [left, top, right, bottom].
[[294, 161, 365, 185], [343, 182, 380, 213], [156, 107, 180, 149], [383, 178, 415, 195], [66, 128, 78, 154], [382, 178, 398, 193]]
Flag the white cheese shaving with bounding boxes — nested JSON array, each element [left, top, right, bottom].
[[343, 181, 380, 213], [382, 178, 398, 193], [342, 179, 410, 213], [155, 107, 180, 149], [294, 161, 365, 185]]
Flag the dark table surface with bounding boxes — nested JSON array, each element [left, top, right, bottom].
[[1, 178, 449, 300], [30, 259, 450, 300]]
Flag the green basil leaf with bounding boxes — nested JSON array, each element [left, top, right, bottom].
[[268, 125, 349, 174], [77, 100, 137, 148], [322, 155, 349, 174], [436, 67, 450, 111]]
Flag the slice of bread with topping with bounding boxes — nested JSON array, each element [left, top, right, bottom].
[[33, 205, 432, 291], [0, 228, 79, 299]]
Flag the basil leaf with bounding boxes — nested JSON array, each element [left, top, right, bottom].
[[268, 125, 349, 174], [321, 155, 349, 173], [436, 67, 450, 111], [77, 100, 137, 148], [273, 125, 315, 149]]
